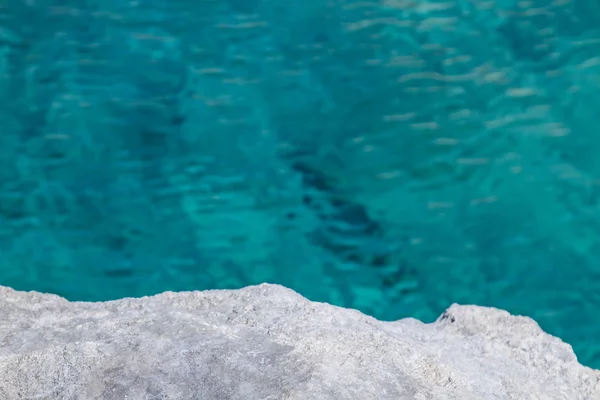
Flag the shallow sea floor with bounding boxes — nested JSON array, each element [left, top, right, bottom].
[[0, 0, 599, 367]]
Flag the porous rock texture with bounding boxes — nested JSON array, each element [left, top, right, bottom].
[[0, 283, 598, 400]]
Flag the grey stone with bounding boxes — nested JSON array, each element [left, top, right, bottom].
[[0, 283, 598, 400]]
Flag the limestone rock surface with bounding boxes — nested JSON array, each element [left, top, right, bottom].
[[0, 283, 598, 400]]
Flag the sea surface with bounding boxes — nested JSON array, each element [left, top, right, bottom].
[[1, 0, 599, 368]]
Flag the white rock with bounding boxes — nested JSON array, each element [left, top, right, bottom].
[[0, 283, 598, 399]]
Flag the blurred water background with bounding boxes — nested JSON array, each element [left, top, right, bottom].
[[1, 0, 599, 367]]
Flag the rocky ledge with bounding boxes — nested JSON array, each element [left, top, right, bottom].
[[0, 283, 598, 399]]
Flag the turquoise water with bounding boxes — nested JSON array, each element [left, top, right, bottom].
[[1, 1, 600, 367]]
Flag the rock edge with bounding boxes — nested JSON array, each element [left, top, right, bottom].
[[0, 283, 598, 399]]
